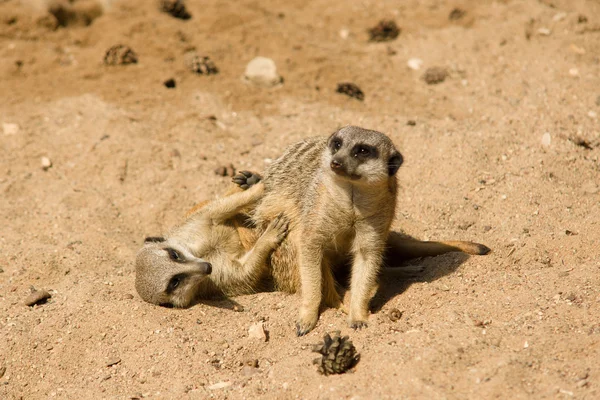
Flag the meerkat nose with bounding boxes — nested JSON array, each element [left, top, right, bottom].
[[197, 262, 212, 275], [330, 160, 342, 170]]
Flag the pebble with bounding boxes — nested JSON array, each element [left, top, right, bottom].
[[537, 28, 551, 36], [207, 381, 232, 390], [24, 289, 51, 306], [368, 20, 400, 42], [163, 78, 176, 88], [552, 12, 567, 22], [588, 110, 597, 119], [185, 53, 218, 75], [214, 164, 235, 177], [104, 45, 138, 65], [0, 366, 5, 379], [41, 157, 52, 170], [160, 0, 191, 20], [243, 57, 282, 87], [106, 357, 121, 367], [581, 181, 599, 194], [422, 67, 448, 85], [336, 82, 364, 101], [2, 123, 19, 136], [388, 308, 403, 322], [541, 132, 551, 147], [569, 68, 579, 77], [248, 321, 267, 342], [407, 58, 423, 70], [339, 29, 350, 39]]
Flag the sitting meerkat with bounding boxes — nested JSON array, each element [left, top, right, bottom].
[[251, 126, 489, 336], [135, 172, 289, 308]]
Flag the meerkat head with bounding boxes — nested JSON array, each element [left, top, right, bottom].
[[324, 125, 403, 184], [135, 236, 212, 308]]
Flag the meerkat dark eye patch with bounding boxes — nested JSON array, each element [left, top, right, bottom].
[[144, 236, 165, 243], [388, 152, 404, 175], [166, 274, 186, 293], [352, 144, 378, 159], [166, 248, 183, 262], [328, 137, 343, 153]]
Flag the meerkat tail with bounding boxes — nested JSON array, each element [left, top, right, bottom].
[[385, 231, 491, 263]]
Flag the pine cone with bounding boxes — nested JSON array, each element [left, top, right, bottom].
[[184, 52, 219, 75], [160, 0, 191, 20], [336, 82, 364, 101], [104, 45, 138, 66], [312, 331, 359, 375]]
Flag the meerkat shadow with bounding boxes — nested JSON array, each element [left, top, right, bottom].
[[369, 231, 476, 313]]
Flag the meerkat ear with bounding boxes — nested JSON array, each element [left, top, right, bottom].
[[388, 152, 404, 176], [144, 236, 165, 243]]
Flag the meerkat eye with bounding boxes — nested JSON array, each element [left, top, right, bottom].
[[358, 146, 370, 156], [167, 248, 183, 262], [330, 138, 343, 153], [167, 276, 183, 292]]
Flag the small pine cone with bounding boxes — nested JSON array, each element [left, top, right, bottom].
[[185, 52, 219, 75], [104, 45, 138, 65], [311, 331, 359, 375], [368, 20, 400, 42], [336, 82, 364, 101], [160, 0, 191, 20]]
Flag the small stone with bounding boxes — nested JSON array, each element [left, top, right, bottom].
[[232, 304, 244, 312], [41, 157, 52, 171], [245, 359, 259, 368], [576, 379, 589, 388], [243, 57, 282, 87], [388, 308, 403, 322], [0, 366, 5, 379], [449, 8, 466, 21], [214, 163, 235, 177], [123, 293, 134, 300], [552, 12, 567, 22], [407, 58, 423, 70], [483, 225, 492, 232], [104, 45, 138, 65], [406, 120, 416, 126], [541, 132, 551, 147], [578, 15, 588, 24], [581, 181, 599, 194], [368, 20, 400, 42], [339, 28, 350, 39], [2, 123, 19, 136], [24, 289, 51, 306], [185, 52, 218, 75], [336, 82, 364, 101], [207, 381, 232, 390], [588, 110, 597, 119], [164, 78, 176, 88], [248, 321, 267, 342], [106, 357, 121, 367], [569, 68, 579, 77], [422, 67, 448, 85], [537, 27, 551, 36], [160, 0, 191, 20]]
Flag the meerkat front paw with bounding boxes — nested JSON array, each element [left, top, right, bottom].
[[296, 307, 319, 336], [262, 213, 290, 245], [349, 319, 368, 330], [232, 170, 262, 190]]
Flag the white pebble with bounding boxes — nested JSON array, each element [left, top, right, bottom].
[[41, 157, 52, 170], [207, 381, 232, 390], [339, 29, 350, 39], [407, 58, 423, 70], [3, 122, 19, 135], [588, 110, 597, 119], [552, 12, 567, 22], [537, 28, 551, 36], [569, 68, 579, 77], [248, 321, 267, 342], [541, 132, 551, 147], [243, 57, 282, 87]]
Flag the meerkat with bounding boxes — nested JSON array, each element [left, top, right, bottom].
[[251, 126, 489, 336], [135, 171, 289, 308]]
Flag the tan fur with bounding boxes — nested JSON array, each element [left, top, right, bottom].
[[251, 126, 490, 336], [134, 176, 288, 308]]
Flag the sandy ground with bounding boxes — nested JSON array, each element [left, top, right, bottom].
[[1, 0, 599, 398]]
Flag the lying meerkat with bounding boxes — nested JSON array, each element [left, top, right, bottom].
[[134, 172, 288, 308], [251, 126, 489, 336]]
